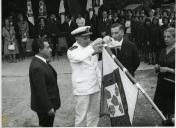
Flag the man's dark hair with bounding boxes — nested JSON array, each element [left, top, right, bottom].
[[37, 38, 49, 50], [110, 23, 125, 32]]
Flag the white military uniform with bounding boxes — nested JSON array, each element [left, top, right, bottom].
[[67, 41, 101, 127]]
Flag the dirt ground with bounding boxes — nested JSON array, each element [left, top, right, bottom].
[[2, 56, 163, 127]]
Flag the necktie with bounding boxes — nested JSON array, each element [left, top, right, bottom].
[[46, 61, 53, 70], [114, 47, 121, 60]]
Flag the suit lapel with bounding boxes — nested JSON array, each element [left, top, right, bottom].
[[34, 57, 57, 78], [47, 62, 57, 78], [121, 38, 128, 54]]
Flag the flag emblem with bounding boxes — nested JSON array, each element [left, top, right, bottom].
[[105, 83, 125, 117]]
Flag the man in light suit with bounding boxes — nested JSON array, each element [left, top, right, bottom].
[[29, 39, 61, 127], [67, 26, 103, 127]]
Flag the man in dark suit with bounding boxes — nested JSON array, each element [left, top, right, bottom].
[[47, 14, 59, 59], [29, 39, 61, 127], [105, 23, 140, 76], [64, 15, 78, 48], [98, 11, 111, 38], [85, 8, 99, 41]]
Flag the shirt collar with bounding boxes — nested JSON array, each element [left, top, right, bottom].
[[68, 21, 71, 25], [110, 38, 123, 48], [118, 38, 123, 46], [35, 55, 47, 64]]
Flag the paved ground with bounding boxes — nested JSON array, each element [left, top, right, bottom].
[[2, 55, 162, 127]]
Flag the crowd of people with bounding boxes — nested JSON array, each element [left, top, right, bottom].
[[2, 5, 175, 127], [2, 7, 175, 64]]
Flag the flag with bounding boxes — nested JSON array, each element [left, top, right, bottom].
[[59, 0, 65, 14], [100, 47, 138, 126], [99, 0, 103, 6], [86, 0, 92, 11], [27, 0, 35, 25], [39, 0, 47, 18], [59, 0, 65, 24]]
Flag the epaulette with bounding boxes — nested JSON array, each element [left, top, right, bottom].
[[69, 46, 78, 51]]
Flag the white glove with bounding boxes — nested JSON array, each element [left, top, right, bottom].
[[90, 38, 103, 46], [103, 36, 116, 47], [90, 38, 103, 54]]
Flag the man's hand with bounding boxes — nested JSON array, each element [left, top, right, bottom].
[[103, 36, 113, 46], [90, 38, 103, 54], [159, 67, 168, 73], [154, 64, 160, 73], [48, 108, 55, 116]]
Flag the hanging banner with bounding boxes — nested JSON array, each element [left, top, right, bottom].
[[39, 0, 47, 18], [86, 0, 93, 11], [27, 0, 35, 25], [59, 0, 65, 14], [59, 0, 65, 24], [99, 0, 103, 6]]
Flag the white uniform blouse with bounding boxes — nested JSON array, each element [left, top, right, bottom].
[[67, 42, 101, 95]]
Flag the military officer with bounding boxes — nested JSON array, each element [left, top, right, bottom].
[[67, 26, 103, 127]]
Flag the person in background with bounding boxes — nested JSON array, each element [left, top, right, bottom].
[[47, 14, 59, 60], [169, 12, 175, 28], [143, 18, 152, 64], [108, 9, 113, 24], [85, 8, 98, 40], [63, 15, 78, 48], [38, 18, 48, 40], [159, 16, 170, 55], [2, 18, 19, 63], [148, 9, 155, 22], [137, 16, 145, 61], [150, 17, 160, 64], [154, 27, 175, 126], [29, 39, 61, 127], [17, 13, 29, 60], [67, 26, 103, 127], [156, 13, 163, 26], [32, 18, 48, 55], [112, 12, 120, 24], [76, 14, 85, 27], [125, 10, 132, 41], [162, 10, 168, 18], [98, 10, 111, 38]]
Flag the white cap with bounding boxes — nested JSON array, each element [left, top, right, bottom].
[[71, 26, 92, 36]]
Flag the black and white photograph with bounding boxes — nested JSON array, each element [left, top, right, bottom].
[[1, 0, 175, 127]]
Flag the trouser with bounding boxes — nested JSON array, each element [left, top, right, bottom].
[[21, 41, 26, 59], [50, 36, 58, 57], [74, 91, 100, 127], [37, 112, 55, 127]]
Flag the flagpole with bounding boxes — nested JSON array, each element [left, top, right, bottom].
[[103, 46, 166, 121]]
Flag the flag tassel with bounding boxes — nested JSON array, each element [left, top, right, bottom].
[[104, 46, 166, 121]]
